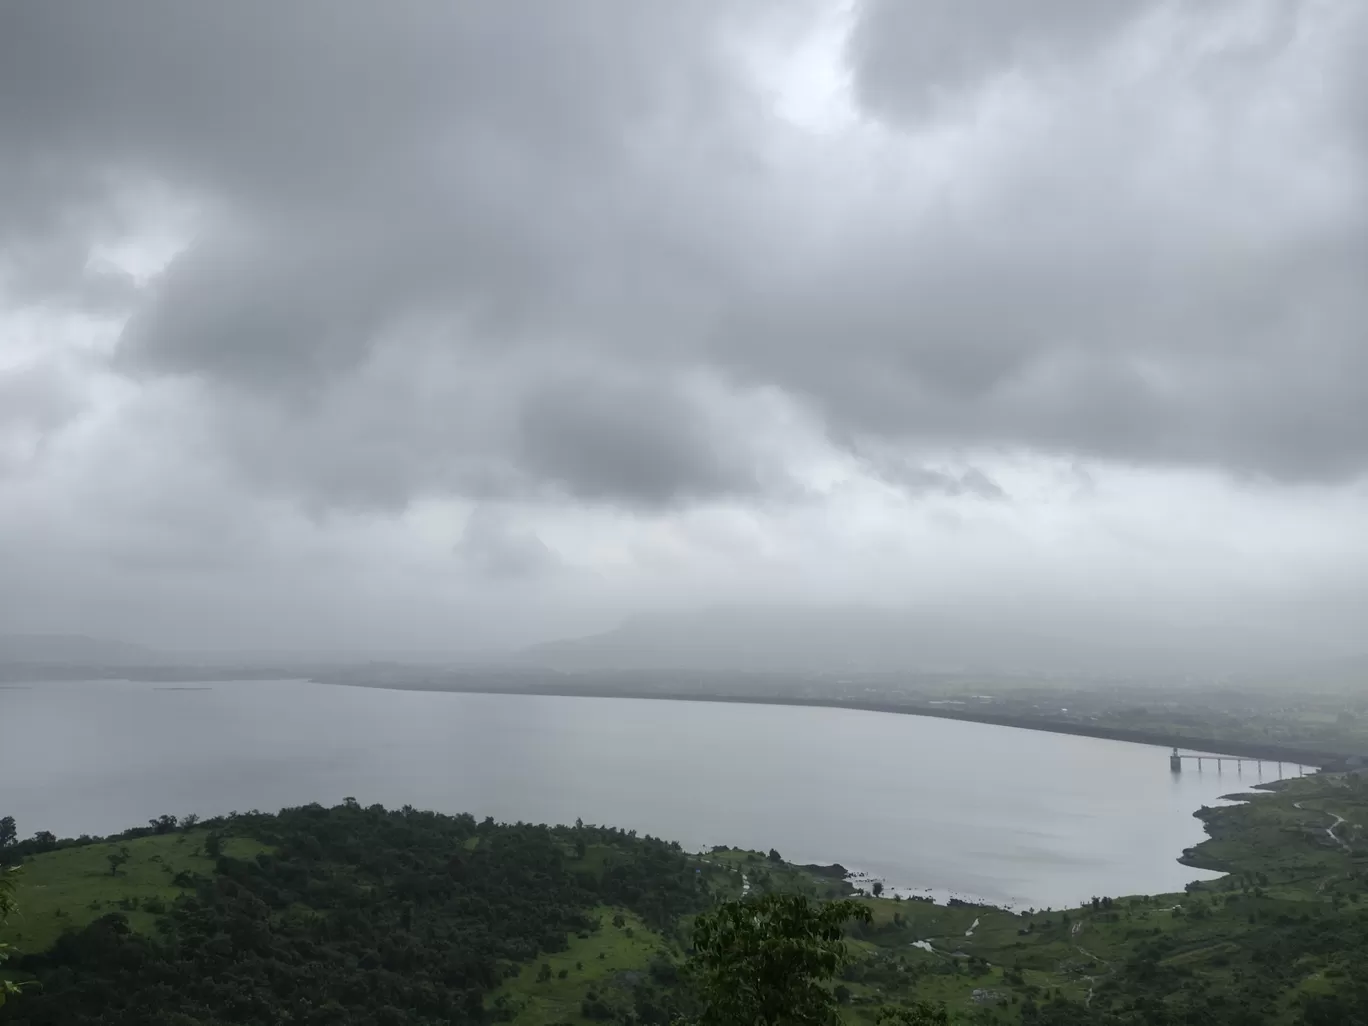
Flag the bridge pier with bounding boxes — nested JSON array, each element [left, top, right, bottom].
[[1169, 752, 1315, 778]]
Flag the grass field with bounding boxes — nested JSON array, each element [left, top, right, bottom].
[[697, 846, 853, 901], [491, 905, 671, 1026], [0, 830, 269, 954]]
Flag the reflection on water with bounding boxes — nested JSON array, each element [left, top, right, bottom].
[[0, 679, 1283, 908]]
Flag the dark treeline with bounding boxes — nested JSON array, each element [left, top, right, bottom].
[[1, 802, 707, 1026]]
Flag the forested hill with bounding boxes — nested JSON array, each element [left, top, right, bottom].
[[0, 803, 725, 1026], [7, 778, 1368, 1025]]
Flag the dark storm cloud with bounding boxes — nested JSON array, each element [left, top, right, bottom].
[[191, 356, 768, 512], [517, 375, 764, 507], [3, 0, 1367, 509], [722, 0, 1368, 483], [0, 159, 139, 309], [722, 199, 1368, 482], [1, 0, 773, 507]]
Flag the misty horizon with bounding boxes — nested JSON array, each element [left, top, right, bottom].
[[5, 591, 1367, 679]]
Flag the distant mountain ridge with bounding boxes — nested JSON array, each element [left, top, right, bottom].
[[519, 603, 1365, 678], [519, 604, 1132, 675], [0, 634, 161, 666]]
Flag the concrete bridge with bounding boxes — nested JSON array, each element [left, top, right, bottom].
[[1169, 746, 1308, 777]]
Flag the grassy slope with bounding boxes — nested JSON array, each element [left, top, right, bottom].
[[698, 847, 854, 901], [494, 846, 857, 1026], [0, 830, 269, 954], [493, 906, 669, 1026], [837, 898, 1089, 1022]]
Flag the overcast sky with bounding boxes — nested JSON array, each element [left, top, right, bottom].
[[1, 1, 1365, 661]]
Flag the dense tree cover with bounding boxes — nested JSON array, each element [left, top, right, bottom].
[[0, 868, 23, 1008], [1, 803, 708, 1026], [692, 894, 870, 1026], [2, 810, 945, 1026]]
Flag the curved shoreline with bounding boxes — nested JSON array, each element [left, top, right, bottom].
[[322, 677, 1338, 768]]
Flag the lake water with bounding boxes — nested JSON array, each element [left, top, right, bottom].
[[0, 679, 1294, 909]]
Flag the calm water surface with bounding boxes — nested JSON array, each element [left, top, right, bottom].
[[0, 679, 1290, 908]]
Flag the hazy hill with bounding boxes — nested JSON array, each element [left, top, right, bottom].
[[0, 633, 161, 666], [519, 603, 1355, 678], [523, 605, 1139, 675]]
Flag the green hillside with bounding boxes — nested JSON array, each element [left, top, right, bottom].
[[2, 775, 1367, 1024], [0, 830, 267, 954]]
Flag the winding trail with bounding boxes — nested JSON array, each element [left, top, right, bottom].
[[694, 858, 750, 895], [1074, 944, 1113, 1008], [1290, 800, 1354, 894], [1325, 813, 1349, 850], [1293, 801, 1352, 851]]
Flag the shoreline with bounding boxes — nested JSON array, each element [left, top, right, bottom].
[[320, 676, 1336, 768]]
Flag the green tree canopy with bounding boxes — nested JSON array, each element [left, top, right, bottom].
[[690, 893, 871, 1026], [876, 1003, 950, 1026], [1, 867, 23, 1008]]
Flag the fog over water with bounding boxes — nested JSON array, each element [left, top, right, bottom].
[[2, 679, 1294, 909]]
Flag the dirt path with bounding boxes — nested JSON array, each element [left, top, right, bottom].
[[1294, 801, 1352, 851], [1074, 944, 1112, 1008]]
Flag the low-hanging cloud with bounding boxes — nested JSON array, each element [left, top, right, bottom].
[[2, 1, 1368, 660], [453, 505, 567, 582], [4, 0, 1367, 512]]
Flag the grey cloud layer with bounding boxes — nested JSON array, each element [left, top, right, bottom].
[[3, 0, 1366, 509], [453, 506, 566, 581], [849, 0, 1157, 121]]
